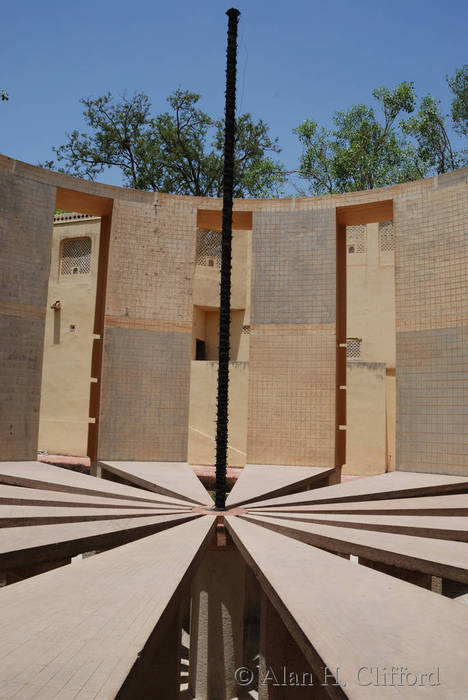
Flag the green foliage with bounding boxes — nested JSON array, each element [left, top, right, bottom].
[[45, 93, 163, 188], [294, 81, 465, 195], [44, 71, 468, 197], [46, 90, 285, 197], [294, 82, 424, 195], [448, 65, 468, 138], [401, 95, 460, 174], [1, 89, 8, 102], [213, 112, 284, 197]]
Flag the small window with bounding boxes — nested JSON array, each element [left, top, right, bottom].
[[346, 338, 361, 359], [379, 221, 394, 252], [196, 339, 206, 360], [60, 237, 91, 276], [196, 230, 222, 268], [346, 225, 366, 254]]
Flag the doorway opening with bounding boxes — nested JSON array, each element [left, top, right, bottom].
[[188, 210, 252, 469], [37, 188, 113, 466], [337, 200, 396, 477]]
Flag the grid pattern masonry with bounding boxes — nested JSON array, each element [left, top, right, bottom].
[[248, 209, 336, 466], [98, 198, 196, 461], [346, 224, 367, 254], [395, 185, 468, 476], [0, 169, 56, 459], [379, 221, 395, 252], [98, 327, 190, 460], [60, 237, 91, 275], [196, 230, 221, 268]]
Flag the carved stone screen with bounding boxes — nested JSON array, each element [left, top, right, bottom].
[[97, 197, 196, 461], [0, 168, 55, 459], [395, 178, 468, 476], [247, 209, 336, 466]]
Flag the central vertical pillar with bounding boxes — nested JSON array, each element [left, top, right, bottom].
[[259, 592, 328, 699], [117, 596, 184, 699], [215, 7, 241, 508], [189, 545, 245, 699]]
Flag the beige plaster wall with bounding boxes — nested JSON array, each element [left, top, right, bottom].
[[347, 222, 395, 366], [193, 229, 250, 310], [38, 214, 396, 474], [38, 216, 100, 456], [192, 309, 250, 362], [205, 310, 219, 360], [188, 227, 251, 466], [344, 362, 387, 475], [192, 306, 207, 358], [386, 372, 396, 471], [188, 361, 248, 467], [345, 222, 396, 474]]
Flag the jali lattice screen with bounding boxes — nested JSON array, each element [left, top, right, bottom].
[[60, 237, 91, 275]]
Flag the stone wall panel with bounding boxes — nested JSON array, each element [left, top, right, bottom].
[[395, 184, 468, 475], [0, 171, 55, 459], [98, 198, 196, 461], [247, 209, 336, 466]]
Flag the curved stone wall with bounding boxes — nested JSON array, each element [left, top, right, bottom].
[[0, 154, 467, 476]]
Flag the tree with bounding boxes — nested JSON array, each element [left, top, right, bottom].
[[1, 89, 8, 102], [293, 82, 424, 195], [45, 90, 285, 197], [46, 93, 163, 189], [401, 95, 460, 174], [448, 65, 468, 138], [294, 81, 464, 195]]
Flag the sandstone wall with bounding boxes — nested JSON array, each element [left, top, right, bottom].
[[0, 168, 55, 458], [247, 209, 336, 466]]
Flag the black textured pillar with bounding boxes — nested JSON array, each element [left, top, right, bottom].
[[215, 8, 240, 510]]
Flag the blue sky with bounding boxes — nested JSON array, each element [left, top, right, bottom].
[[2, 0, 467, 190]]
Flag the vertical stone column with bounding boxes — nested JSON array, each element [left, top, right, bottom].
[[189, 547, 245, 700], [91, 463, 102, 478], [118, 597, 184, 699], [243, 563, 261, 687], [259, 592, 327, 699], [151, 604, 184, 700]]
